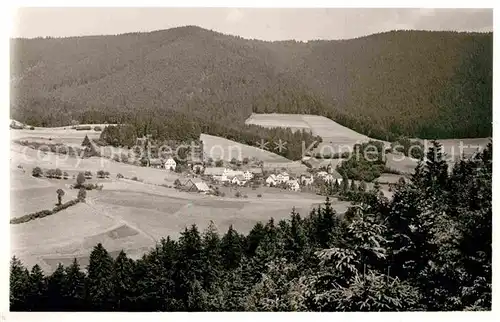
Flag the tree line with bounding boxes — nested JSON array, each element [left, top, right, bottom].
[[10, 141, 491, 311]]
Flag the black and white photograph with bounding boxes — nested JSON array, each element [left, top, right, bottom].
[[5, 5, 494, 314]]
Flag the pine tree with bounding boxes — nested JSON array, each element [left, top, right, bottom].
[[333, 179, 340, 193], [315, 197, 341, 248], [10, 256, 30, 311], [112, 250, 135, 310], [46, 263, 66, 311], [86, 243, 115, 310], [221, 225, 243, 270], [350, 180, 357, 192], [201, 221, 222, 294], [81, 135, 92, 147], [63, 259, 86, 311], [27, 264, 47, 311], [175, 225, 205, 310], [284, 208, 308, 262], [341, 177, 349, 195], [422, 140, 449, 196], [245, 222, 266, 257]]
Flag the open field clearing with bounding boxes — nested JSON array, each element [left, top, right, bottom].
[[245, 113, 390, 155], [201, 133, 290, 162], [10, 142, 183, 186], [10, 127, 103, 147], [245, 113, 312, 132]]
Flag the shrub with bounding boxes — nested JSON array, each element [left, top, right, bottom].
[[131, 176, 139, 181], [75, 172, 86, 188], [243, 194, 248, 198], [32, 167, 43, 177], [116, 173, 124, 179], [45, 169, 57, 178], [235, 191, 242, 198], [53, 199, 79, 212], [54, 168, 63, 179]]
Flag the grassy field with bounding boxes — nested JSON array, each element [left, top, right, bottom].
[[10, 139, 342, 272], [10, 126, 104, 147], [244, 113, 387, 153], [201, 133, 290, 162], [245, 113, 312, 132]]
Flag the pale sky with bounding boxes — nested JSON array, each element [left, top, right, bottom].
[[12, 8, 493, 41]]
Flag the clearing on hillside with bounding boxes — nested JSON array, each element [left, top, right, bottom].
[[200, 133, 290, 162], [245, 113, 390, 155]]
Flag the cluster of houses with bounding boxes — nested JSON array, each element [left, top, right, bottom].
[[264, 169, 343, 192], [200, 164, 344, 193], [203, 167, 262, 186]]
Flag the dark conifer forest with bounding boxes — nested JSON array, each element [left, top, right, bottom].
[[11, 27, 492, 143], [10, 141, 492, 311]]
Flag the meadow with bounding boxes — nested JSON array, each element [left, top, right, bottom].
[[10, 126, 344, 273]]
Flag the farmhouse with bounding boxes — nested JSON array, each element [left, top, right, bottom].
[[300, 174, 314, 186], [288, 179, 300, 192], [276, 172, 290, 184], [266, 174, 277, 186], [149, 158, 163, 169], [164, 158, 177, 171], [231, 175, 247, 186], [183, 179, 211, 193], [243, 170, 254, 181]]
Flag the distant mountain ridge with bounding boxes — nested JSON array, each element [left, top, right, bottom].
[[10, 26, 492, 140]]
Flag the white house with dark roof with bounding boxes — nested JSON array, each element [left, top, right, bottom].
[[164, 157, 177, 171], [266, 174, 277, 186], [276, 172, 290, 184], [231, 175, 247, 186]]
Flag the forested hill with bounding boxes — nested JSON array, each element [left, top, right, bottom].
[[11, 26, 492, 140]]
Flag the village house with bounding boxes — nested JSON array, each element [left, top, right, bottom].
[[276, 172, 290, 184], [300, 174, 314, 186], [266, 174, 277, 186], [230, 175, 247, 186], [288, 179, 300, 192], [243, 170, 254, 181], [164, 157, 177, 171], [182, 179, 211, 194], [149, 158, 163, 169]]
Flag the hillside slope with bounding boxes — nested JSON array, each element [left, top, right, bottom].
[[11, 26, 492, 140]]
